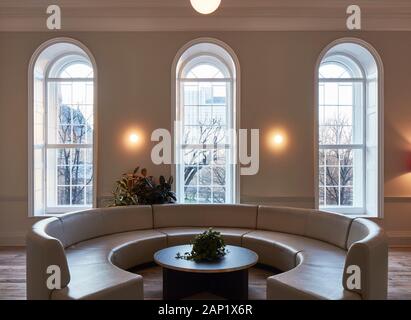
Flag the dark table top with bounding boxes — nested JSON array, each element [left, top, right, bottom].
[[154, 245, 259, 273]]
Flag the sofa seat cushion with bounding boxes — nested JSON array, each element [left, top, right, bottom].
[[156, 227, 252, 247], [267, 250, 360, 300], [51, 263, 143, 300], [243, 230, 361, 300], [51, 230, 167, 300]]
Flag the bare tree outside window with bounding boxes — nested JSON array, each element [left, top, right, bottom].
[[57, 104, 93, 206], [183, 118, 226, 203], [319, 116, 354, 206]]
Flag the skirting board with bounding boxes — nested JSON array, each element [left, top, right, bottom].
[[386, 231, 411, 248], [0, 232, 26, 246]]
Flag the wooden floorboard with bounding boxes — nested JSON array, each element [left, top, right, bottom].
[[0, 247, 410, 300]]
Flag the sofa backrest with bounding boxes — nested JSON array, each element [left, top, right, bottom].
[[99, 206, 153, 236], [26, 218, 70, 300], [152, 204, 258, 229], [257, 206, 353, 249], [343, 218, 388, 299], [58, 206, 153, 247]]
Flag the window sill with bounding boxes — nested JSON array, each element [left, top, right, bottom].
[[319, 208, 381, 219], [30, 207, 92, 218]]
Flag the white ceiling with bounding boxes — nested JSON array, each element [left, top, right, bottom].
[[1, 0, 411, 31]]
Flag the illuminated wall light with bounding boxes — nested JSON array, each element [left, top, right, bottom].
[[125, 130, 143, 150], [273, 134, 284, 145], [129, 133, 140, 144], [268, 130, 287, 151], [190, 0, 221, 15]]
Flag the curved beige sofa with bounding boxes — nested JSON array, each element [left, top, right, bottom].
[[26, 204, 388, 300]]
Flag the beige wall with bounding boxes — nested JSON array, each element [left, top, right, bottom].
[[1, 31, 411, 246]]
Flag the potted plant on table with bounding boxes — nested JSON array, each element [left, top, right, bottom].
[[176, 228, 228, 262]]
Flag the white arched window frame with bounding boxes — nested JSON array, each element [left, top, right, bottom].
[[315, 38, 384, 218], [172, 39, 240, 204], [28, 38, 98, 216]]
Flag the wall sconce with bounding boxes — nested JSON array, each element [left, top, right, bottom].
[[272, 134, 284, 145], [268, 130, 287, 151], [129, 133, 140, 144], [124, 130, 143, 150], [190, 0, 221, 14]]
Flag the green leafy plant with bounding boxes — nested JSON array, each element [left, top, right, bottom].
[[108, 166, 176, 206], [176, 228, 228, 262]]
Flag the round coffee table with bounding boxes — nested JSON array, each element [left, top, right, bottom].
[[154, 245, 258, 300]]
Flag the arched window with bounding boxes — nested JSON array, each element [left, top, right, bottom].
[[316, 39, 383, 217], [173, 39, 239, 204], [29, 38, 96, 216]]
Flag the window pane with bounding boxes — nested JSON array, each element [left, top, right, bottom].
[[213, 149, 226, 165], [187, 64, 224, 79], [72, 186, 85, 205], [198, 166, 211, 186], [324, 105, 339, 124], [340, 126, 353, 144], [326, 167, 339, 186], [57, 149, 71, 165], [213, 167, 226, 186], [59, 63, 93, 79], [184, 187, 197, 203], [339, 105, 353, 125], [320, 126, 336, 145], [184, 84, 199, 105], [213, 187, 226, 203], [319, 187, 325, 206], [326, 187, 339, 205], [86, 166, 93, 185], [339, 85, 353, 105], [324, 83, 339, 105], [58, 166, 70, 185], [71, 166, 85, 185], [47, 148, 92, 208], [319, 167, 325, 186], [340, 149, 353, 166], [58, 187, 70, 205], [319, 63, 352, 79], [72, 149, 86, 165], [59, 83, 72, 105], [198, 187, 211, 203], [58, 125, 72, 144], [184, 166, 199, 186], [86, 186, 93, 205], [326, 150, 339, 166], [340, 187, 353, 206], [319, 149, 325, 166], [340, 167, 353, 186]]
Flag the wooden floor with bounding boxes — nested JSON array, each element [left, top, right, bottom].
[[1, 247, 410, 300]]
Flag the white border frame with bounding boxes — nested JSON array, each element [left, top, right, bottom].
[[314, 37, 385, 218], [171, 37, 241, 204], [28, 37, 98, 217]]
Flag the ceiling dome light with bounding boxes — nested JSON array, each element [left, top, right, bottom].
[[190, 0, 221, 15]]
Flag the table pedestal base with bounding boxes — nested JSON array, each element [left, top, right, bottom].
[[162, 268, 249, 300]]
